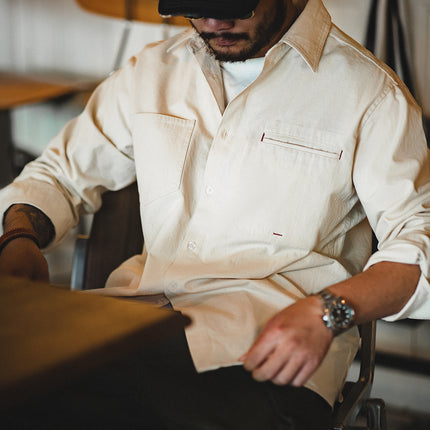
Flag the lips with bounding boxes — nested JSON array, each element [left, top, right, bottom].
[[203, 31, 249, 41], [214, 36, 238, 46], [208, 33, 249, 48]]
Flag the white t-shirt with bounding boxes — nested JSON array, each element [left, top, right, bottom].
[[221, 57, 265, 105]]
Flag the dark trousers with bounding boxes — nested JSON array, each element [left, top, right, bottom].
[[3, 329, 331, 429]]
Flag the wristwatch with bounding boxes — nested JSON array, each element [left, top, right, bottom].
[[316, 289, 356, 336]]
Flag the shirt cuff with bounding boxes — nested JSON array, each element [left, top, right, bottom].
[[364, 245, 430, 321], [382, 272, 430, 321], [0, 179, 77, 250]]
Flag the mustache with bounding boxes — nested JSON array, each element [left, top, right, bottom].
[[200, 32, 250, 42]]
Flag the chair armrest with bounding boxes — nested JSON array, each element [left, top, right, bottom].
[[331, 321, 378, 429]]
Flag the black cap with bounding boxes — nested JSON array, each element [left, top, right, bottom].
[[158, 0, 260, 20]]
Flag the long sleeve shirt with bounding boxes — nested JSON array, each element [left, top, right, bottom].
[[1, 0, 429, 405]]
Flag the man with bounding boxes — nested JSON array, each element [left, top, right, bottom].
[[1, 0, 429, 428]]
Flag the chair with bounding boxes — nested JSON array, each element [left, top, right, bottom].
[[71, 182, 143, 290], [71, 183, 387, 429], [331, 321, 387, 430]]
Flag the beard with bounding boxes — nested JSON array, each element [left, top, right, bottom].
[[193, 0, 287, 62]]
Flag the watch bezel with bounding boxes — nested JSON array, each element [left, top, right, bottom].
[[317, 290, 355, 335]]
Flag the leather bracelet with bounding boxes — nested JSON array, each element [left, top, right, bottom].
[[0, 228, 40, 255]]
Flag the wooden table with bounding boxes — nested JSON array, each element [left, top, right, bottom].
[[0, 276, 190, 409], [0, 72, 93, 110], [0, 72, 96, 187]]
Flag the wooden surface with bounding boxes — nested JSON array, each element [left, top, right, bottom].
[[0, 276, 189, 409], [0, 72, 95, 110], [76, 0, 189, 26]]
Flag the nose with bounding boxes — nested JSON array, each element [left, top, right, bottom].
[[201, 18, 235, 32]]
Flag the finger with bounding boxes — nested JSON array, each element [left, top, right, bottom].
[[271, 354, 305, 386], [250, 349, 288, 382], [290, 358, 321, 387], [243, 333, 278, 372]]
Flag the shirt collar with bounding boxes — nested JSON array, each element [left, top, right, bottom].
[[280, 0, 332, 72], [166, 28, 201, 53], [167, 0, 332, 72]]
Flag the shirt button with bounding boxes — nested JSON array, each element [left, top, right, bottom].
[[206, 186, 214, 195], [187, 241, 197, 251], [221, 129, 228, 139]]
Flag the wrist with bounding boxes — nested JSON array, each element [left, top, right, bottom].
[[313, 289, 356, 336], [0, 228, 40, 255], [3, 204, 54, 247]]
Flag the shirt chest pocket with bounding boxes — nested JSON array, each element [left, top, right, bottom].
[[261, 128, 343, 161], [132, 113, 195, 206], [253, 125, 350, 218]]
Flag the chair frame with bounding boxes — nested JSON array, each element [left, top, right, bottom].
[[71, 182, 143, 291], [331, 321, 387, 430]]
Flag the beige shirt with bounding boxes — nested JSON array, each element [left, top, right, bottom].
[[1, 0, 430, 405]]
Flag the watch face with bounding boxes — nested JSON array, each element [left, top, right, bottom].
[[330, 300, 354, 329]]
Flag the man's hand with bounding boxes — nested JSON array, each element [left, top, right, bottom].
[[0, 203, 54, 282], [0, 237, 50, 282], [240, 261, 421, 387], [240, 296, 333, 387]]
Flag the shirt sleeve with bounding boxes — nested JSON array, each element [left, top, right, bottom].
[[353, 80, 430, 320], [0, 59, 138, 248]]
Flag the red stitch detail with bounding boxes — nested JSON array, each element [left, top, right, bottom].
[[261, 133, 265, 142], [273, 233, 283, 237], [339, 150, 343, 160]]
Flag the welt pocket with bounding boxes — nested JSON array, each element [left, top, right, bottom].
[[261, 132, 343, 160]]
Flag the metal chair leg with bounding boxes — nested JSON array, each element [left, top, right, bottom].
[[366, 399, 387, 430]]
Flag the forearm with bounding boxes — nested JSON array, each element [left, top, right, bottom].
[[242, 261, 421, 386], [0, 204, 53, 282], [327, 261, 420, 324], [2, 204, 55, 248]]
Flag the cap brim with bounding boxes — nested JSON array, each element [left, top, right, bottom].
[[158, 0, 260, 19]]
